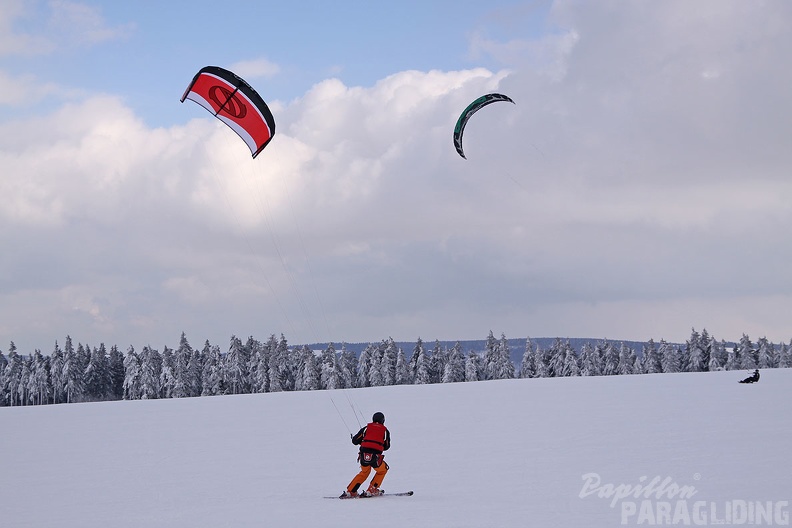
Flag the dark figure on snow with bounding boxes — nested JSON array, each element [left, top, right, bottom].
[[739, 369, 760, 384], [340, 412, 391, 498]]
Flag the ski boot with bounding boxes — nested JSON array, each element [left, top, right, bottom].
[[339, 490, 358, 499]]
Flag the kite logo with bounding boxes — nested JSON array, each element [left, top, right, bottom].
[[208, 85, 247, 119]]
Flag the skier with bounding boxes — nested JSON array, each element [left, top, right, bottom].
[[340, 411, 390, 498], [739, 369, 760, 383]]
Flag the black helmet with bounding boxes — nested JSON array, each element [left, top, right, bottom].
[[372, 412, 385, 424]]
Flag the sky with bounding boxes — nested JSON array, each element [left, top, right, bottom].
[[1, 0, 791, 353]]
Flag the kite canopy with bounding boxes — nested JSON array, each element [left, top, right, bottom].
[[453, 93, 515, 159], [181, 66, 276, 158]]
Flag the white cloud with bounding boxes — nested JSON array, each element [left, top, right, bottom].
[[229, 58, 281, 80], [2, 0, 792, 351]]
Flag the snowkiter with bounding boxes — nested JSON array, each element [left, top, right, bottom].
[[739, 369, 760, 383], [340, 412, 390, 498]]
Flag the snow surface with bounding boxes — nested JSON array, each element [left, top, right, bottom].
[[2, 369, 791, 527]]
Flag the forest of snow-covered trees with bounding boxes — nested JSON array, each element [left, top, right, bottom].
[[1, 328, 790, 407]]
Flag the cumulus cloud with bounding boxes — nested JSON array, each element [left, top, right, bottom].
[[1, 0, 791, 351]]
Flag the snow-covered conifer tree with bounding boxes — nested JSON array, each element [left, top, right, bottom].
[[320, 343, 340, 390], [414, 345, 431, 385], [660, 341, 681, 373], [201, 344, 224, 396], [534, 344, 551, 378], [442, 342, 466, 383], [482, 331, 499, 381], [429, 340, 447, 384], [380, 338, 398, 386], [601, 341, 619, 376], [122, 347, 141, 400], [561, 342, 580, 377], [519, 339, 537, 378], [778, 341, 791, 368], [84, 344, 109, 401], [642, 339, 662, 374], [686, 329, 706, 372], [395, 349, 410, 385], [139, 346, 161, 400], [339, 345, 357, 388], [63, 337, 84, 403], [493, 334, 515, 380], [756, 337, 777, 369], [356, 345, 373, 388], [708, 340, 728, 371], [408, 338, 425, 384], [368, 347, 384, 387], [50, 342, 65, 404], [617, 343, 636, 375], [737, 334, 757, 370], [225, 336, 249, 395], [299, 346, 320, 391], [107, 345, 125, 400], [465, 351, 482, 382], [579, 342, 601, 376]]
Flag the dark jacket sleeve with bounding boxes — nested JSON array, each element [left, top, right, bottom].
[[351, 426, 366, 445], [383, 429, 391, 451]]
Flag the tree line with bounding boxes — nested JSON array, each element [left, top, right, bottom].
[[1, 328, 789, 407]]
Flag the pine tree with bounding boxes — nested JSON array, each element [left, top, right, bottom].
[[356, 344, 374, 388], [62, 337, 84, 403], [50, 341, 66, 404], [547, 339, 565, 377], [299, 346, 321, 391], [414, 344, 431, 385], [122, 347, 141, 400], [108, 345, 125, 400], [408, 338, 425, 384], [368, 347, 384, 387], [442, 342, 466, 383], [225, 336, 248, 395], [737, 334, 757, 370], [139, 346, 162, 400], [686, 329, 706, 372], [519, 339, 537, 378], [561, 341, 580, 377], [84, 344, 109, 401], [725, 343, 741, 371], [482, 331, 499, 381], [380, 338, 399, 386], [339, 345, 357, 388], [778, 341, 791, 368], [201, 344, 224, 396], [756, 337, 777, 369], [395, 349, 410, 385], [708, 340, 728, 371], [660, 341, 681, 373], [492, 334, 515, 380], [250, 339, 270, 393], [534, 344, 551, 378], [601, 341, 619, 376], [429, 340, 447, 384], [579, 342, 601, 376], [617, 343, 636, 375], [464, 351, 482, 382], [642, 339, 662, 374]]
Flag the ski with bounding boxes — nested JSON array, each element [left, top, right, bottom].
[[326, 491, 414, 499]]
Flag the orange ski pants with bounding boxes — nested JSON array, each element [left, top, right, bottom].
[[347, 458, 388, 493]]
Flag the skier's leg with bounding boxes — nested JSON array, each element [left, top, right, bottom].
[[369, 460, 389, 490], [347, 465, 372, 493]]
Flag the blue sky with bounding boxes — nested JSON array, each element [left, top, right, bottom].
[[2, 0, 791, 353]]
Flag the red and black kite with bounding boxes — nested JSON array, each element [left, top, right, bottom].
[[181, 66, 276, 158]]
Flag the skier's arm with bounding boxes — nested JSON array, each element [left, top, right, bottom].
[[351, 426, 366, 445], [383, 429, 391, 451]]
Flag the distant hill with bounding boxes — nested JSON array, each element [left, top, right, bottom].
[[302, 337, 681, 364]]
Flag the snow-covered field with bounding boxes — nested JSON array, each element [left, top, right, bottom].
[[2, 369, 790, 527]]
